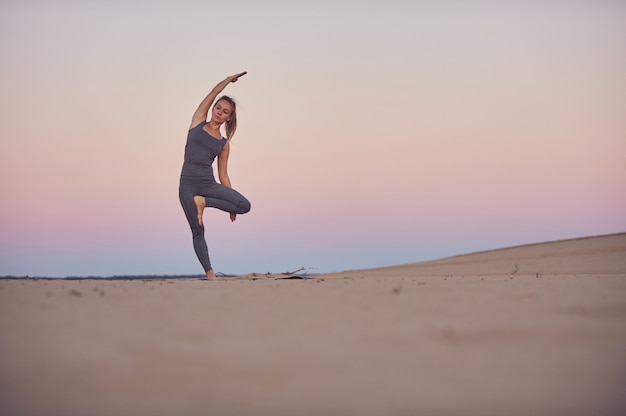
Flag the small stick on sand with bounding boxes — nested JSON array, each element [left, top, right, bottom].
[[282, 267, 305, 275]]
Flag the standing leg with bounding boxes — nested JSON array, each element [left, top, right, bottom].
[[179, 178, 215, 278]]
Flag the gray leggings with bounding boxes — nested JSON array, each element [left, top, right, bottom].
[[179, 176, 251, 272]]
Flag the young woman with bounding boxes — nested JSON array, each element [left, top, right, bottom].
[[179, 72, 251, 280]]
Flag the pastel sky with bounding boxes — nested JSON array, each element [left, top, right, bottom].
[[1, 0, 625, 277]]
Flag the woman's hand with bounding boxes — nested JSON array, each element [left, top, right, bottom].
[[229, 71, 247, 83], [230, 213, 237, 222]]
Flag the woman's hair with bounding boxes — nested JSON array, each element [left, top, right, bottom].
[[217, 95, 237, 140]]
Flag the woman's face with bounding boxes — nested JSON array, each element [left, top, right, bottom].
[[212, 100, 233, 124]]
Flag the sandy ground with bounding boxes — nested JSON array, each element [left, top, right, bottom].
[[1, 233, 625, 416]]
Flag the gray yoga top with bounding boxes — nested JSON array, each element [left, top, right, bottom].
[[180, 121, 227, 179]]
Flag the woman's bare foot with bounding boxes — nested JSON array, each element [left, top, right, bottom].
[[206, 269, 216, 280], [193, 195, 206, 226]]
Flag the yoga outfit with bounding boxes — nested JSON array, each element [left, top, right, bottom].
[[179, 121, 251, 272]]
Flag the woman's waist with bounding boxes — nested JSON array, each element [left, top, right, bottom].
[[180, 164, 215, 177]]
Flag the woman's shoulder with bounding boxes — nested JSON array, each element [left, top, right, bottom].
[[189, 120, 207, 131], [219, 139, 230, 151]]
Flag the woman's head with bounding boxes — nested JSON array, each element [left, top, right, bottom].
[[213, 95, 238, 140]]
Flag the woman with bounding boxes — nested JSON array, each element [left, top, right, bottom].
[[179, 71, 251, 280]]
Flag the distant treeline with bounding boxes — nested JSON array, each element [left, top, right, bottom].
[[0, 274, 221, 281]]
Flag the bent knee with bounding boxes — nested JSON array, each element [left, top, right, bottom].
[[239, 199, 251, 214]]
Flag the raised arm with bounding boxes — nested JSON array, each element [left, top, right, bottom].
[[189, 71, 247, 129]]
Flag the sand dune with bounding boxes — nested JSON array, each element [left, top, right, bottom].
[[331, 232, 626, 277], [1, 233, 625, 416]]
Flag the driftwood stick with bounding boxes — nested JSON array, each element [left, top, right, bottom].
[[282, 267, 305, 275]]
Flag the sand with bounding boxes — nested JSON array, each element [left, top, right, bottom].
[[1, 233, 625, 416]]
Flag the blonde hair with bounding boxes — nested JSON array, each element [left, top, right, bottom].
[[216, 95, 237, 140]]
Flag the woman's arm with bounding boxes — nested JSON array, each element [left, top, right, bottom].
[[217, 142, 238, 222], [217, 141, 232, 188], [189, 71, 247, 129]]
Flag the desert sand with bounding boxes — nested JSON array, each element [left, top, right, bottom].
[[1, 233, 625, 416]]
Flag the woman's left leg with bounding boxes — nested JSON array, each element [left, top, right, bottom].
[[200, 182, 251, 215]]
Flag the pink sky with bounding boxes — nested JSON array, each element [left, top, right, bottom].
[[1, 1, 625, 277]]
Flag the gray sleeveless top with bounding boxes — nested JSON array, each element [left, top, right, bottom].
[[180, 121, 227, 179]]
